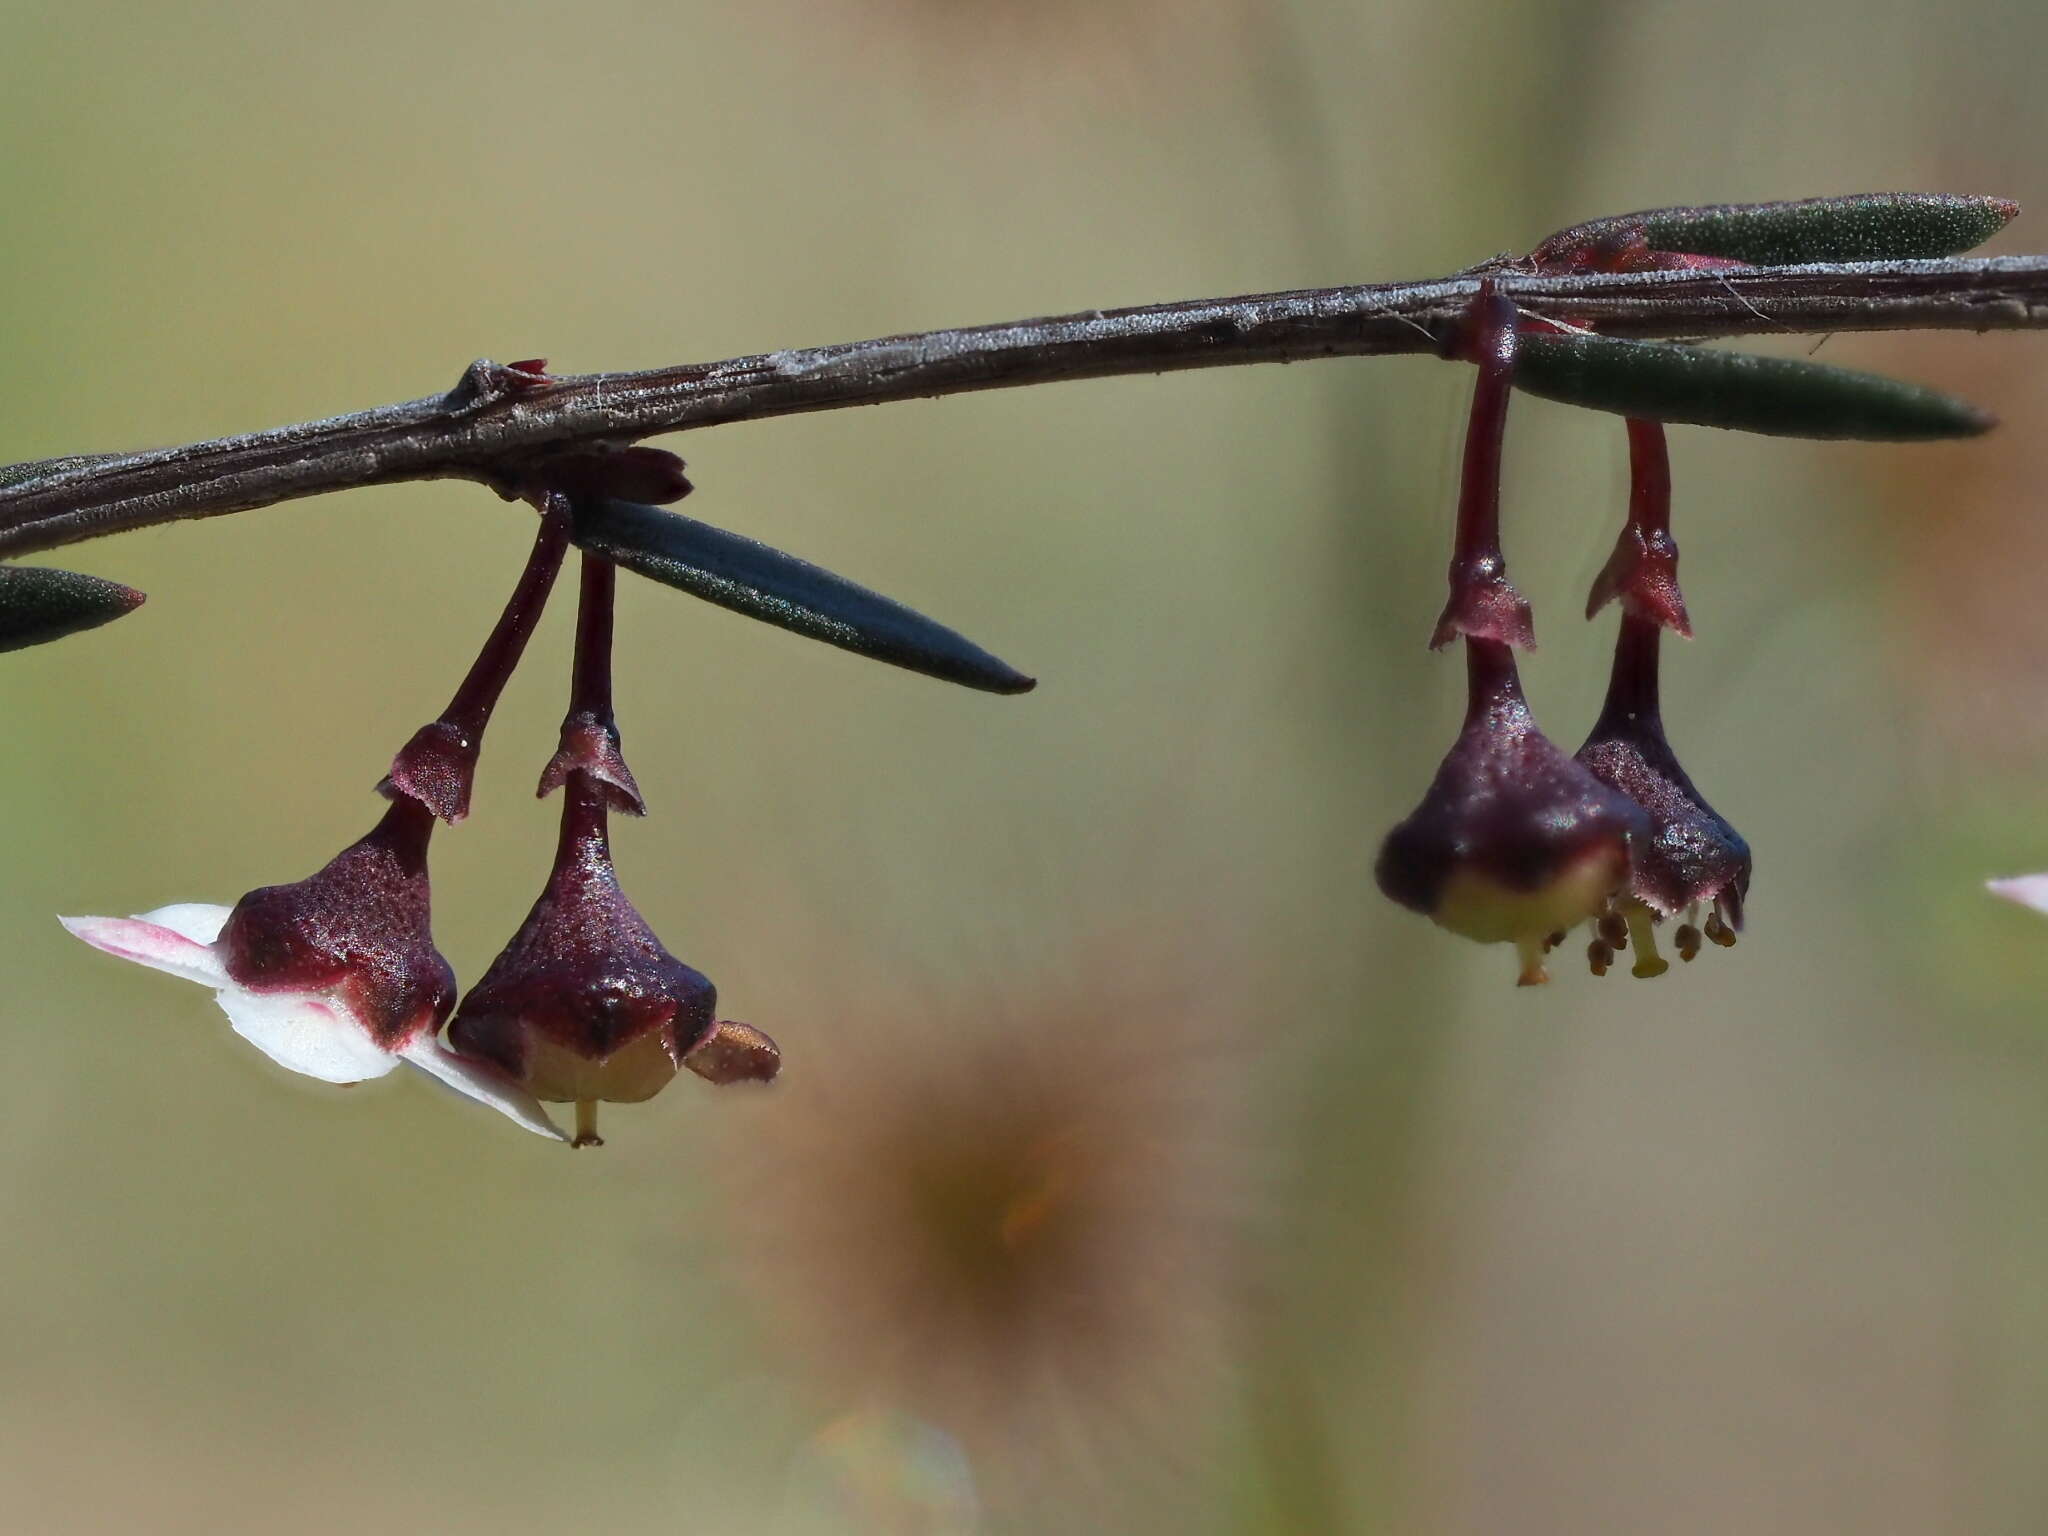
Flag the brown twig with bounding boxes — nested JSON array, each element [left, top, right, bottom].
[[4, 254, 2047, 559]]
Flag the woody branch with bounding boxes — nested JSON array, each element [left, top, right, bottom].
[[1, 253, 2046, 560]]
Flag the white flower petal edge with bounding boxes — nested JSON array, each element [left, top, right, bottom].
[[136, 904, 234, 947], [397, 1040, 567, 1141], [64, 903, 566, 1141], [60, 910, 233, 988], [214, 988, 401, 1085], [1988, 874, 2048, 917]]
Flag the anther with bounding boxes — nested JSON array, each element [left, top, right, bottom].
[[1675, 923, 1703, 962], [1587, 938, 1613, 976], [1705, 910, 1737, 948], [1597, 911, 1629, 950]]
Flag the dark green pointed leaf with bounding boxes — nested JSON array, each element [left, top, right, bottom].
[[570, 499, 1035, 695], [1536, 193, 2017, 269], [1514, 333, 1993, 440], [0, 565, 145, 653], [1638, 193, 2017, 264]]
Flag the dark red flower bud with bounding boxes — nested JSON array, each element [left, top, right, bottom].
[[446, 778, 718, 1146], [1377, 641, 1649, 985]]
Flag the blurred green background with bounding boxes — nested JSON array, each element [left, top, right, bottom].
[[5, 1, 2048, 1531]]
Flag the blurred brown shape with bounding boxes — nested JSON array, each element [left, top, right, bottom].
[[713, 930, 1258, 1520]]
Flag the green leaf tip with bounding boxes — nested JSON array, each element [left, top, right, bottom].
[[1535, 193, 2017, 269], [570, 498, 1036, 695], [1514, 333, 1994, 441], [1639, 193, 2017, 264], [0, 564, 146, 654]]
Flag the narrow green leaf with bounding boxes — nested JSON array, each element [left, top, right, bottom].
[[1639, 193, 2016, 264], [1536, 193, 2018, 269], [0, 565, 146, 653], [1514, 333, 1993, 440], [571, 499, 1035, 695]]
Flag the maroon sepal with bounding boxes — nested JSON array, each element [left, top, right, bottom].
[[216, 798, 455, 1050], [1585, 523, 1691, 636], [537, 714, 646, 815]]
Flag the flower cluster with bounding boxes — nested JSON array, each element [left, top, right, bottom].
[[1376, 196, 2021, 983], [62, 429, 1030, 1143], [66, 482, 786, 1143], [1374, 283, 1759, 985], [45, 197, 2016, 1122]]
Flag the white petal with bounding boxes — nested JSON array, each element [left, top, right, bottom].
[[134, 903, 234, 947], [215, 988, 399, 1084], [1988, 875, 2048, 917], [397, 1040, 568, 1141], [60, 913, 230, 987]]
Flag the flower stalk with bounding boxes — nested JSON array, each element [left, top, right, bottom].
[[384, 493, 573, 822], [1431, 285, 1535, 652]]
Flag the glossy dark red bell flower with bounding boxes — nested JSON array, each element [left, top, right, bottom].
[[1378, 639, 1649, 985], [445, 773, 759, 1146]]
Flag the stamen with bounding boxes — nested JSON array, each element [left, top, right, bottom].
[[1624, 902, 1669, 978], [1515, 936, 1550, 987]]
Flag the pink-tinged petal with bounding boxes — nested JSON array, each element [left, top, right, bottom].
[[60, 913, 231, 988], [1988, 874, 2048, 917], [135, 903, 234, 947], [214, 989, 399, 1084], [396, 1040, 568, 1141]]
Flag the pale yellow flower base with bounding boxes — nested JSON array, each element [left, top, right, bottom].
[[521, 1032, 683, 1148], [1432, 847, 1628, 985]]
